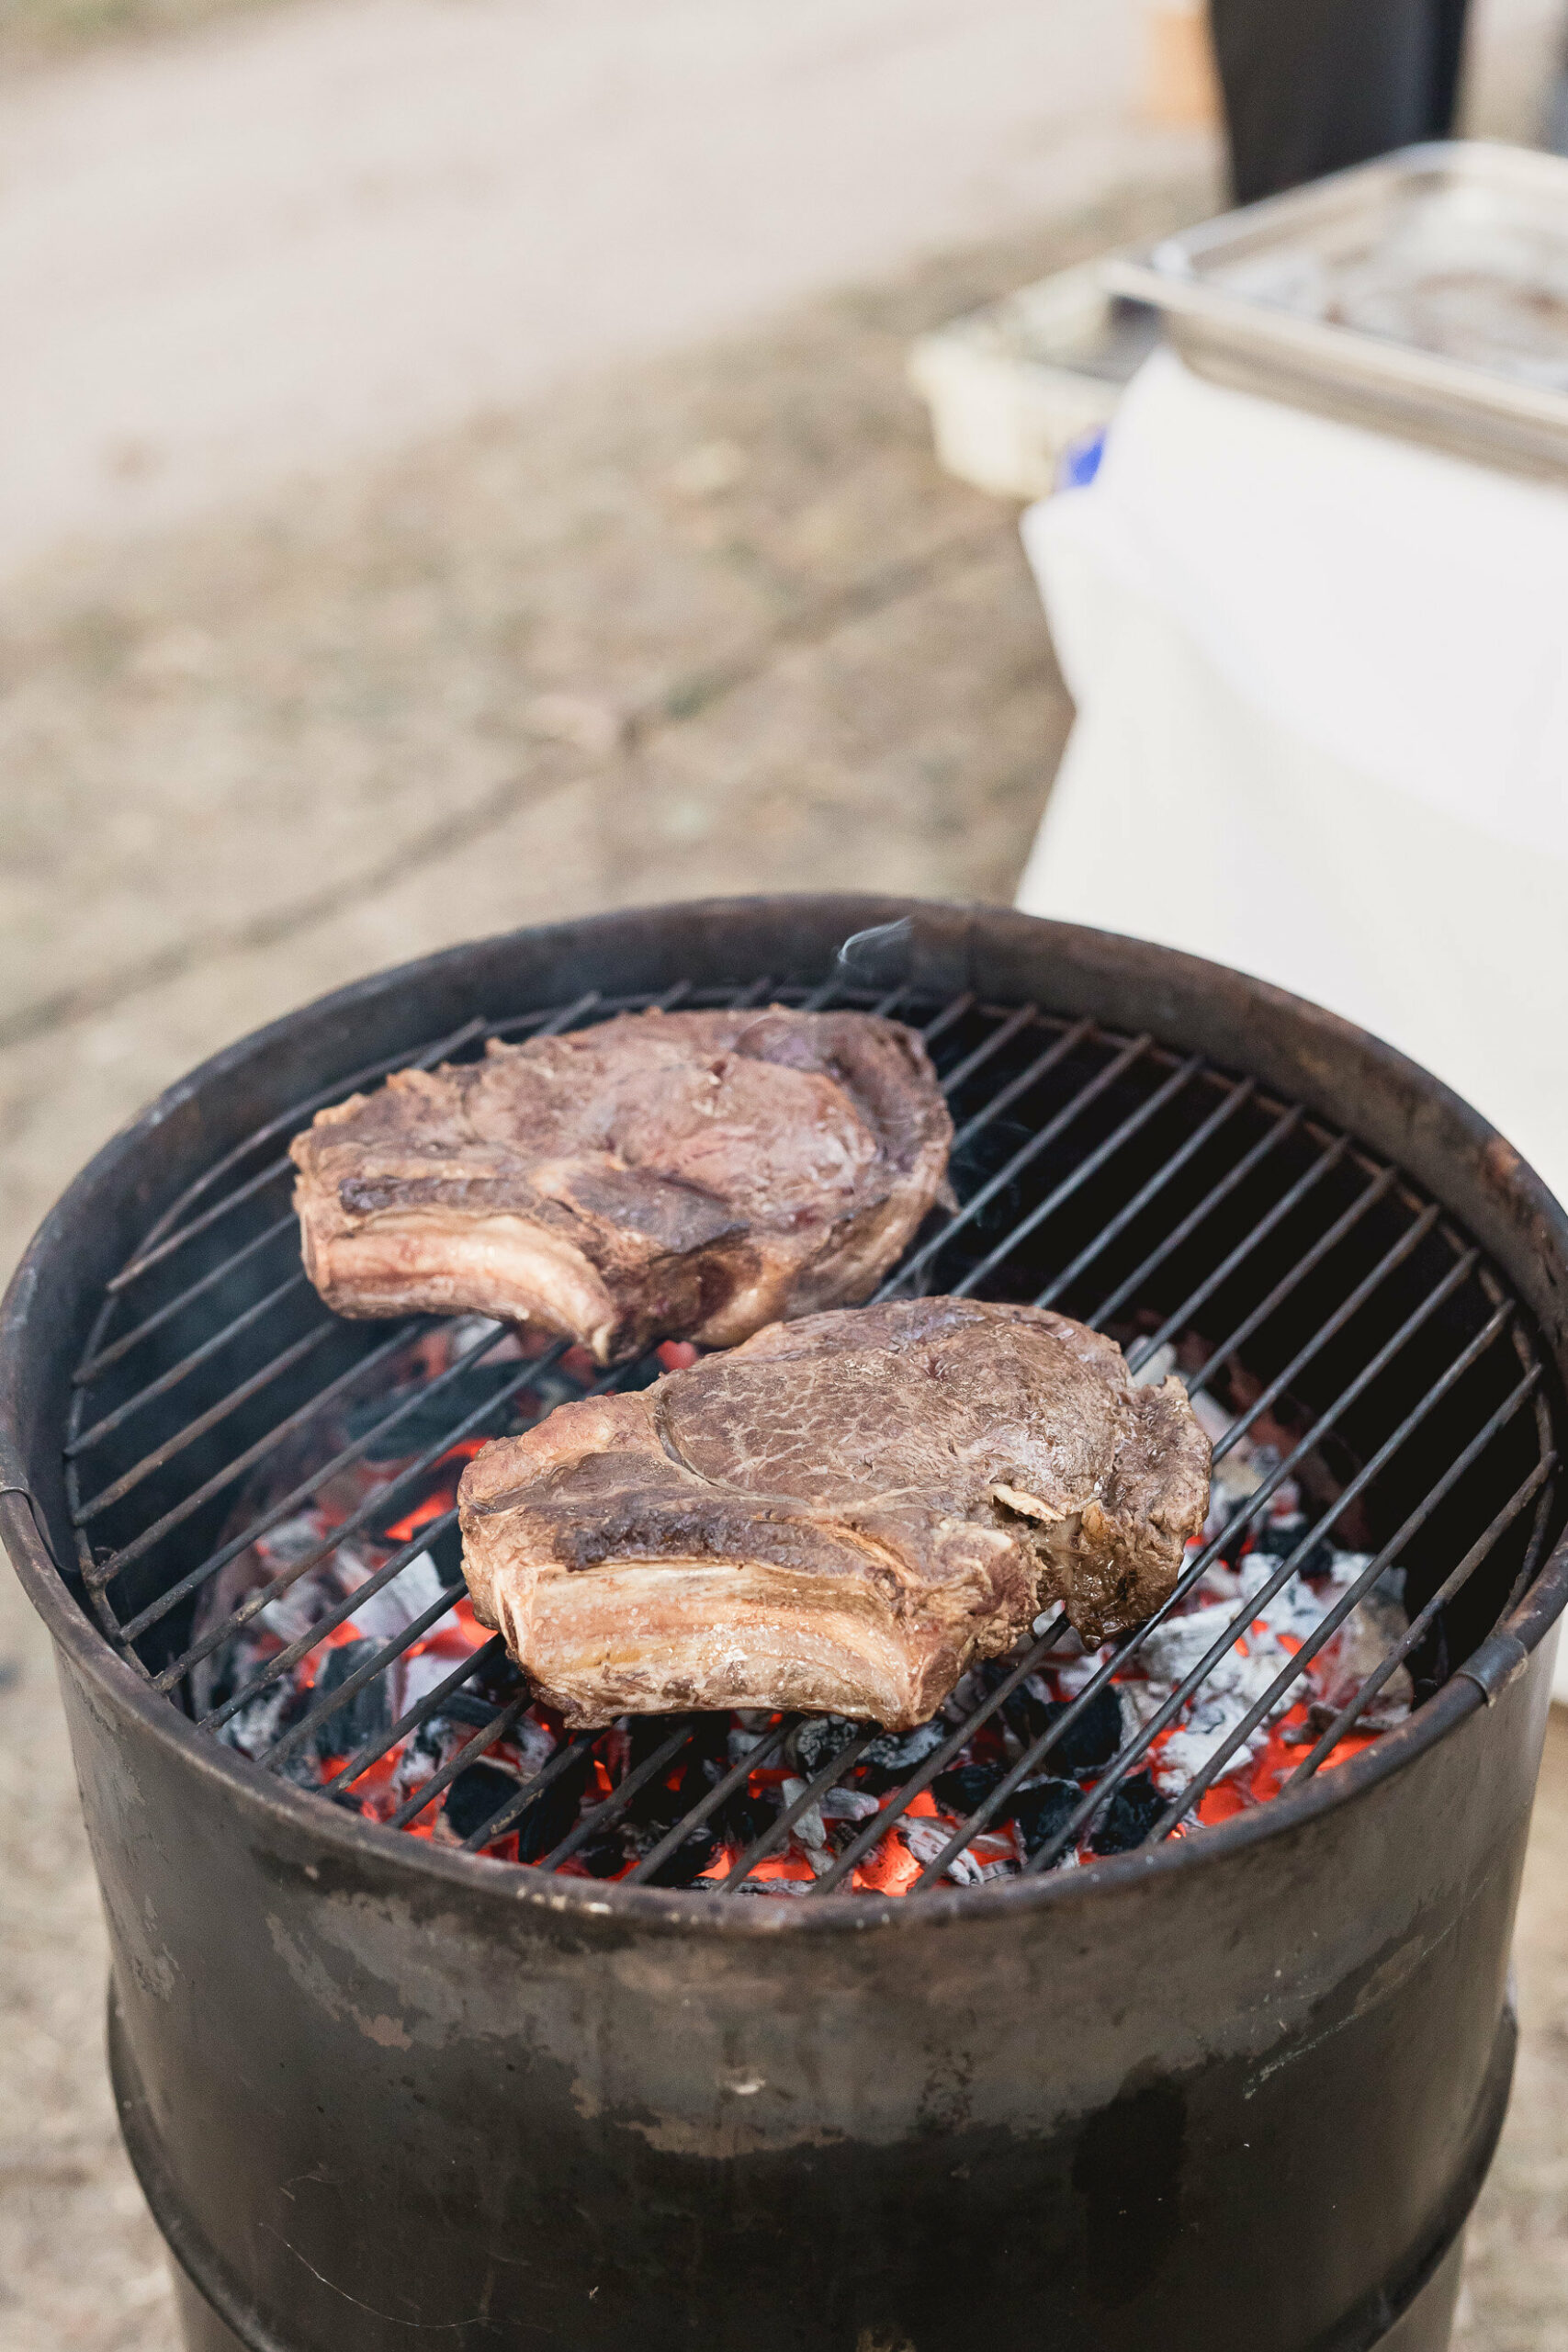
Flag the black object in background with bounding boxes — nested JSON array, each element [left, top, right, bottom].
[[1210, 0, 1471, 204]]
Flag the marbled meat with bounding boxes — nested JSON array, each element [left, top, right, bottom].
[[458, 1297, 1212, 1729], [291, 1007, 953, 1363]]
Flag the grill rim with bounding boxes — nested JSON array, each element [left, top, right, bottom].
[[4, 891, 1566, 1935]]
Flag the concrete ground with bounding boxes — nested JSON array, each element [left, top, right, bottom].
[[6, 0, 1560, 574], [1, 0, 1220, 572], [3, 6, 1567, 2347]]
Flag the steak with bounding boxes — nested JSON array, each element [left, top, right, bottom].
[[290, 1008, 952, 1364], [458, 1297, 1212, 1730]]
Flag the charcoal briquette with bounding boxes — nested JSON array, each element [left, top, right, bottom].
[[309, 1642, 390, 1758], [790, 1714, 863, 1778], [1009, 1778, 1081, 1859], [1089, 1771, 1164, 1856], [1019, 1683, 1122, 1777], [933, 1761, 1008, 1816], [646, 1827, 721, 1888], [515, 1749, 592, 1863], [443, 1761, 521, 1844]]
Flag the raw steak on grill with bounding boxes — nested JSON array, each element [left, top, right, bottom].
[[290, 1008, 953, 1364], [458, 1297, 1212, 1730]]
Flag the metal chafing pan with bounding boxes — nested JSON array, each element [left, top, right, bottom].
[[1106, 141, 1568, 479]]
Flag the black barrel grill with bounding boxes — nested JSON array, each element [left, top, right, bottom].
[[3, 897, 1566, 2352]]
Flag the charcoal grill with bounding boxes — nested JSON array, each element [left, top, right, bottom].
[[3, 896, 1565, 2352]]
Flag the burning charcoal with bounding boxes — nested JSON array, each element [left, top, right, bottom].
[[818, 1786, 881, 1823], [340, 1546, 446, 1646], [515, 1748, 593, 1864], [425, 1690, 502, 1736], [576, 1827, 632, 1880], [468, 1647, 529, 1705], [1089, 1771, 1164, 1856], [1010, 1777, 1082, 1860], [1252, 1533, 1341, 1591], [728, 1717, 776, 1768], [779, 1776, 827, 1850], [858, 1718, 947, 1792], [645, 1826, 722, 1888], [933, 1761, 1008, 1816], [626, 1749, 716, 1835], [630, 1714, 716, 1772], [1310, 1590, 1414, 1731], [216, 1676, 311, 1764], [308, 1642, 391, 1758], [344, 1354, 524, 1462], [901, 1817, 1016, 1887], [443, 1760, 520, 1844], [716, 1788, 779, 1850], [1016, 1682, 1122, 1778], [790, 1714, 863, 1779]]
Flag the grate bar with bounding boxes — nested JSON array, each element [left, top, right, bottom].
[[953, 1054, 1203, 1300], [1148, 1365, 1546, 1838], [73, 1320, 338, 1528], [1033, 1079, 1256, 1313], [1124, 1134, 1352, 1376], [107, 1017, 492, 1294], [1208, 1203, 1441, 1467], [457, 1733, 599, 1852], [258, 1567, 469, 1768], [719, 1725, 882, 1892], [76, 1216, 299, 1385], [382, 1693, 532, 1832], [145, 1337, 562, 1673], [869, 983, 914, 1020], [107, 1155, 295, 1297], [69, 1272, 312, 1461], [1290, 1454, 1556, 1787], [937, 1001, 1044, 1101], [947, 1017, 1095, 1151], [913, 991, 978, 1053], [1015, 1284, 1509, 1878], [321, 1635, 508, 1798], [484, 990, 627, 1043], [1185, 1166, 1400, 1406], [805, 1611, 1067, 1896], [886, 1034, 1152, 1299], [231, 1357, 646, 1750], [538, 1724, 697, 1872], [916, 1255, 1494, 1888], [85, 1321, 424, 1589], [1089, 1104, 1303, 1329], [622, 1720, 793, 1885]]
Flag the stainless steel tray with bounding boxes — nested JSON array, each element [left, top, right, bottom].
[[1106, 141, 1568, 479]]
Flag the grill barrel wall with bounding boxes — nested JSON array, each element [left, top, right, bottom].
[[68, 1625, 1550, 2351], [4, 898, 1567, 2352]]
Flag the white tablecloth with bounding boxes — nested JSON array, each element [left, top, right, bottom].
[[1015, 350, 1568, 1697]]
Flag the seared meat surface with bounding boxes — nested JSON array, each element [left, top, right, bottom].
[[458, 1297, 1212, 1729], [291, 1008, 952, 1363]]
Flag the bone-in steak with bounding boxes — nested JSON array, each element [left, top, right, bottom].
[[458, 1297, 1211, 1730], [291, 1008, 952, 1363]]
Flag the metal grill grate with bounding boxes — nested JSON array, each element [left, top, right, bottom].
[[63, 977, 1561, 1897]]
